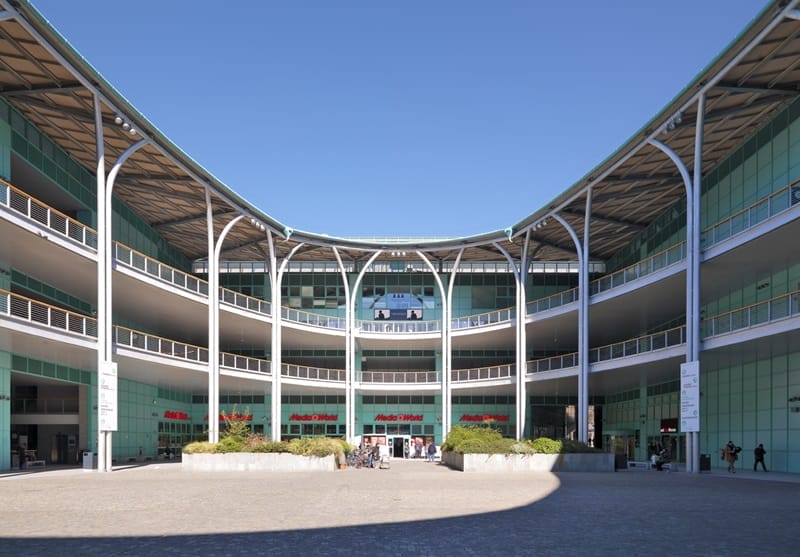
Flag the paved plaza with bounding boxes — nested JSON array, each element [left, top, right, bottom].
[[0, 459, 797, 556]]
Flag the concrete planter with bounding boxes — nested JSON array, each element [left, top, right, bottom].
[[182, 452, 336, 472], [441, 451, 615, 472]]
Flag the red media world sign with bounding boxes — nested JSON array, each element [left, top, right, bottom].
[[374, 414, 423, 422], [163, 410, 190, 420], [289, 413, 338, 422], [459, 414, 509, 423]]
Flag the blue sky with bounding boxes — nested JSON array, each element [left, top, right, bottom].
[[31, 1, 769, 238]]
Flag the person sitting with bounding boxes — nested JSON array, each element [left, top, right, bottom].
[[655, 448, 670, 471]]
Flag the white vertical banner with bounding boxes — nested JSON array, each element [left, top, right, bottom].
[[680, 361, 700, 433], [99, 360, 118, 431]]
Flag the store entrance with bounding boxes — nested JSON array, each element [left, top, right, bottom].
[[387, 435, 410, 458]]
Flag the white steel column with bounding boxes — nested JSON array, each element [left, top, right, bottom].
[[648, 132, 700, 474], [416, 252, 450, 438], [550, 214, 588, 442], [272, 242, 304, 441], [690, 94, 706, 474], [96, 120, 148, 472], [581, 189, 592, 444], [208, 214, 244, 443], [332, 248, 353, 442], [93, 95, 107, 470], [493, 242, 526, 440], [204, 187, 216, 443], [347, 251, 382, 441]]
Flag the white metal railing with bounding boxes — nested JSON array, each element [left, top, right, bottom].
[[1, 179, 97, 249], [527, 353, 579, 374], [451, 364, 514, 382], [451, 307, 515, 330], [358, 319, 440, 333], [220, 288, 271, 316], [589, 326, 686, 363], [282, 307, 347, 329], [589, 242, 686, 295], [220, 352, 271, 375], [702, 182, 799, 248], [282, 363, 346, 382], [114, 243, 208, 296], [526, 326, 686, 374], [527, 288, 579, 314], [1, 288, 97, 337], [114, 326, 208, 363], [359, 370, 440, 383], [701, 291, 800, 338]]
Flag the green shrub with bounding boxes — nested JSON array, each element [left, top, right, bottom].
[[559, 439, 601, 453], [528, 437, 563, 454], [287, 437, 343, 457], [216, 436, 244, 453], [441, 425, 507, 453], [220, 405, 252, 442], [245, 437, 289, 453], [182, 441, 217, 454]]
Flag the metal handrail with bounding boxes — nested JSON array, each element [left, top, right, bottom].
[[359, 370, 440, 383], [450, 308, 515, 330], [1, 288, 97, 337], [282, 307, 347, 329], [220, 352, 271, 375], [701, 290, 800, 338], [0, 178, 97, 249], [451, 364, 514, 382], [357, 318, 440, 333], [701, 181, 798, 248], [114, 326, 208, 363], [282, 363, 346, 382]]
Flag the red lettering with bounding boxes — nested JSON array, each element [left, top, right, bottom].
[[459, 414, 509, 423], [289, 413, 338, 422], [163, 411, 189, 420], [374, 414, 423, 422]]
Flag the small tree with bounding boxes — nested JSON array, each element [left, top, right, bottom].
[[220, 405, 252, 441]]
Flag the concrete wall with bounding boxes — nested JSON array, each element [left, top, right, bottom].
[[182, 452, 336, 472], [442, 451, 615, 472]]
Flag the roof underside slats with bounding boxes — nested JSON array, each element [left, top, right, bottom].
[[1, 1, 799, 267]]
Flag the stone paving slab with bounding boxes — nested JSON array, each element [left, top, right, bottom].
[[0, 460, 797, 556]]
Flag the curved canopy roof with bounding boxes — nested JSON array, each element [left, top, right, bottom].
[[2, 0, 800, 267]]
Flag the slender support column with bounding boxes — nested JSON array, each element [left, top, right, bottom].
[[96, 124, 148, 472], [94, 95, 107, 471], [417, 251, 451, 439], [347, 251, 382, 441], [519, 232, 531, 439], [690, 94, 706, 474], [208, 214, 244, 443], [581, 189, 592, 444], [443, 251, 464, 439], [271, 242, 304, 441], [649, 121, 702, 473], [493, 242, 525, 440], [332, 248, 352, 441], [550, 215, 588, 442], [204, 187, 216, 443]]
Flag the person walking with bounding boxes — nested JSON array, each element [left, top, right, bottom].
[[754, 443, 768, 472], [724, 440, 738, 473], [427, 441, 437, 462]]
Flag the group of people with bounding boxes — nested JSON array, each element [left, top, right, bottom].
[[408, 438, 437, 461], [723, 441, 767, 473]]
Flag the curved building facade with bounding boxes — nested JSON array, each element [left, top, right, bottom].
[[1, 1, 800, 473]]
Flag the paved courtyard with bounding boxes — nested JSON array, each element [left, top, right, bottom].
[[0, 459, 796, 556]]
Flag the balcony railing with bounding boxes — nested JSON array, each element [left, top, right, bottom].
[[702, 182, 798, 248], [220, 288, 271, 316], [358, 319, 440, 333], [525, 243, 686, 315], [701, 291, 800, 338], [527, 353, 579, 374], [1, 288, 97, 338], [451, 308, 515, 330], [1, 179, 97, 249], [220, 352, 271, 375], [360, 370, 440, 383], [11, 397, 80, 414], [282, 363, 346, 382], [282, 307, 347, 329], [589, 326, 686, 363], [451, 364, 514, 382], [114, 326, 209, 363], [114, 243, 208, 296]]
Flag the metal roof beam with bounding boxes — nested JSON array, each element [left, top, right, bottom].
[[601, 173, 678, 184], [152, 210, 238, 230], [0, 83, 84, 96], [562, 208, 645, 231], [115, 180, 207, 204], [713, 82, 799, 96]]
